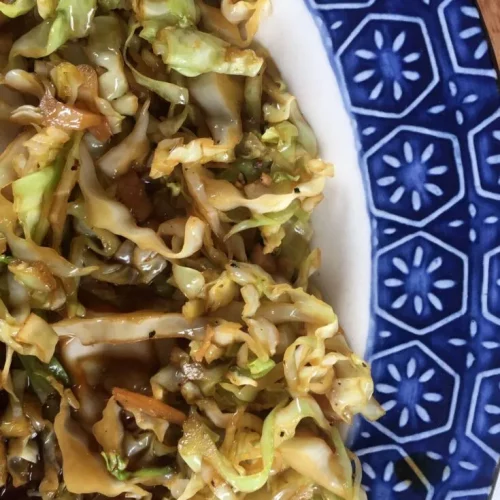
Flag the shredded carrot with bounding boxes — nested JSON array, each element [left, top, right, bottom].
[[112, 387, 187, 426]]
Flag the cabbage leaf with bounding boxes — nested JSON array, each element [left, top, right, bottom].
[[0, 311, 58, 364], [12, 163, 62, 244], [52, 312, 208, 345], [87, 16, 129, 101], [0, 0, 34, 18], [124, 23, 189, 105], [10, 0, 97, 59], [54, 399, 148, 497], [133, 0, 199, 41], [152, 27, 264, 77]]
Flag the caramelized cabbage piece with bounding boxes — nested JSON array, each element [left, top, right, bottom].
[[54, 399, 148, 496], [0, 0, 381, 497]]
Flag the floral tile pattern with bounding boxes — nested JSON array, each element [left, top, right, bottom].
[[370, 341, 460, 442], [438, 0, 497, 78], [365, 127, 464, 226], [375, 233, 468, 334], [304, 0, 500, 498], [337, 15, 439, 117], [357, 445, 434, 499]]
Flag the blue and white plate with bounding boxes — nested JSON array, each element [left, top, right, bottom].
[[258, 1, 500, 498]]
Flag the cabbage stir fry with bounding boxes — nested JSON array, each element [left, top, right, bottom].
[[0, 0, 383, 498]]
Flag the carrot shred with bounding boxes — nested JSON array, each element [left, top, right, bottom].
[[112, 387, 187, 426]]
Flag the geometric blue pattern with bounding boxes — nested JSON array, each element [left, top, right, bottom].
[[304, 0, 500, 497], [375, 233, 468, 335], [365, 127, 465, 227]]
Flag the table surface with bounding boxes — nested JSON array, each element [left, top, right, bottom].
[[477, 0, 500, 70]]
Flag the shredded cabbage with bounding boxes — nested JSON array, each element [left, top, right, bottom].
[[0, 1, 382, 497], [179, 406, 279, 493], [79, 143, 206, 260]]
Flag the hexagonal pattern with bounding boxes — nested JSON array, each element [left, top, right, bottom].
[[375, 232, 468, 335], [364, 126, 465, 227], [467, 369, 500, 462], [439, 0, 497, 78], [482, 246, 500, 326], [357, 445, 434, 499], [364, 126, 464, 227], [336, 15, 439, 118], [421, 435, 492, 493], [369, 341, 460, 444], [469, 109, 500, 201]]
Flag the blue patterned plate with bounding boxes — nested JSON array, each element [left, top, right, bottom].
[[258, 1, 500, 498]]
